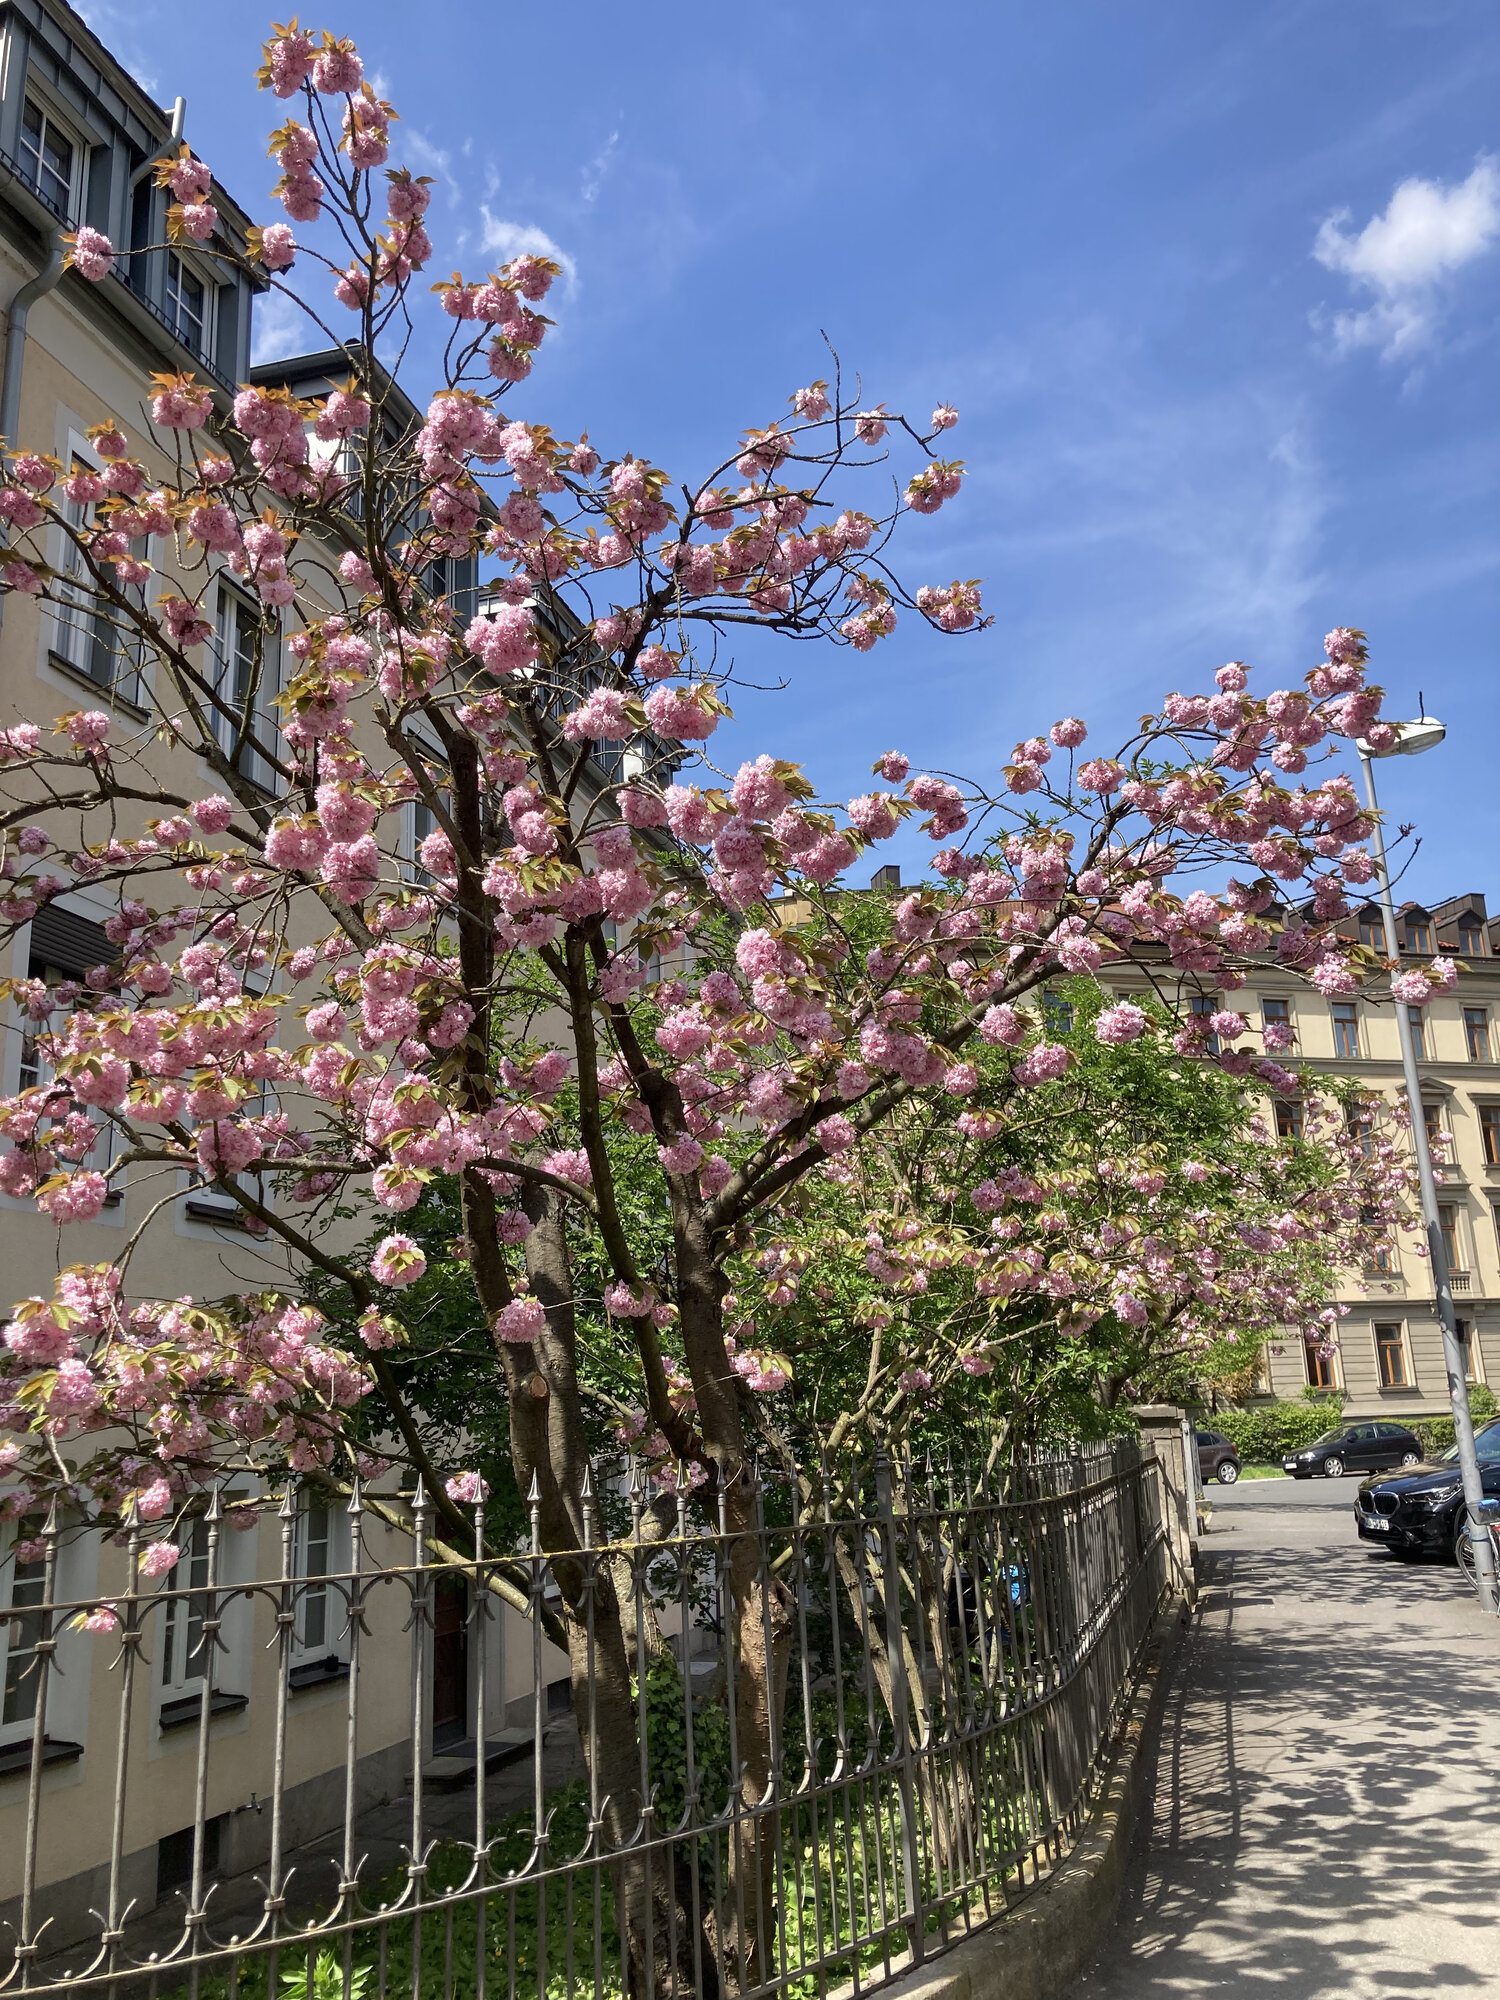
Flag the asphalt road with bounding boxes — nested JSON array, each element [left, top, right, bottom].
[[1068, 1465, 1500, 1998], [1206, 1473, 1361, 1508]]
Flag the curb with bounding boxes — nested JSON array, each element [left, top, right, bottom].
[[862, 1593, 1188, 2000]]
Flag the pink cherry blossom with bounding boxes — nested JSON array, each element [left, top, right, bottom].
[[372, 1234, 427, 1287]]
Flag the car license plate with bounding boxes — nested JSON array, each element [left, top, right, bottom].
[[1283, 1460, 1297, 1471], [1361, 1514, 1388, 1532]]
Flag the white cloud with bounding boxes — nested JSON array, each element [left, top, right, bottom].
[[404, 129, 459, 201], [581, 131, 619, 206], [479, 210, 576, 288], [1313, 157, 1500, 359], [251, 289, 315, 366]]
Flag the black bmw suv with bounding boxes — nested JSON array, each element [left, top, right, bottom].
[[1354, 1418, 1500, 1556]]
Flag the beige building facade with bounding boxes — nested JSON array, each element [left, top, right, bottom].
[[1114, 891, 1500, 1422], [0, 0, 592, 1949]]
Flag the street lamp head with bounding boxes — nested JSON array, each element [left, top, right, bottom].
[[1358, 715, 1446, 759]]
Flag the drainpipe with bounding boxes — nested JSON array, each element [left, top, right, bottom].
[[0, 96, 186, 627], [0, 231, 66, 633], [0, 232, 65, 450]]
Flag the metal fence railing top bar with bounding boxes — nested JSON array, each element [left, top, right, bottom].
[[0, 1439, 1169, 1999]]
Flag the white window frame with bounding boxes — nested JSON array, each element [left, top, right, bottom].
[[1, 1513, 49, 1748], [157, 1515, 213, 1699], [154, 1501, 250, 1722], [18, 94, 83, 222], [291, 1495, 349, 1669], [210, 584, 279, 794], [5, 902, 126, 1211], [46, 437, 148, 712], [165, 249, 215, 361]]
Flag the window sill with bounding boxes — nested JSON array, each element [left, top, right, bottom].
[[0, 1735, 83, 1778], [288, 1655, 350, 1692], [183, 1198, 266, 1233], [158, 1690, 248, 1732], [46, 651, 148, 721]]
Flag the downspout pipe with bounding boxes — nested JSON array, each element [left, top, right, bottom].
[[0, 232, 66, 632], [0, 95, 185, 625]]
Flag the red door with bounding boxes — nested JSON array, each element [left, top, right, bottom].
[[431, 1574, 468, 1749]]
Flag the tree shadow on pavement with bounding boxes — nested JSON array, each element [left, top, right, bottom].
[[1069, 1538, 1500, 1999]]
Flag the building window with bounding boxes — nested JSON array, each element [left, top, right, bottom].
[[166, 253, 208, 356], [295, 1499, 334, 1655], [1456, 1319, 1482, 1385], [1262, 997, 1293, 1047], [1331, 1002, 1360, 1059], [213, 589, 278, 790], [1358, 910, 1386, 953], [1403, 914, 1432, 954], [1346, 1106, 1375, 1160], [1304, 1336, 1338, 1390], [11, 906, 121, 1184], [19, 100, 76, 219], [1042, 990, 1073, 1036], [160, 1517, 212, 1694], [2, 1521, 47, 1729], [1481, 1107, 1500, 1167], [51, 456, 147, 706], [1457, 917, 1486, 958], [1407, 1007, 1428, 1061], [1373, 1323, 1410, 1389], [1274, 1099, 1304, 1141], [1189, 993, 1220, 1053], [1423, 1103, 1445, 1154], [1464, 1009, 1492, 1064], [1438, 1205, 1465, 1275]]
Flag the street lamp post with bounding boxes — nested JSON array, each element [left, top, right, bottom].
[[1357, 718, 1498, 1610]]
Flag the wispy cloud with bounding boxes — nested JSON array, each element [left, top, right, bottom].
[[251, 289, 315, 366], [75, 0, 159, 93], [1313, 156, 1500, 360], [581, 130, 619, 206], [479, 209, 576, 288], [403, 129, 460, 203]]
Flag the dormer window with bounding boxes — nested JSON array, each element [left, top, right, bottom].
[[166, 253, 208, 356], [19, 100, 77, 220], [1357, 910, 1385, 953], [1403, 914, 1432, 954], [1458, 916, 1486, 958]]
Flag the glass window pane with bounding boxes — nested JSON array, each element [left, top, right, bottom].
[[3, 1523, 47, 1725], [1465, 1009, 1491, 1063], [1407, 1007, 1428, 1060]]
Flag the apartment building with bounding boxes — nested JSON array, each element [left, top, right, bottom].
[[0, 0, 600, 1953], [1242, 891, 1500, 1419], [1110, 891, 1500, 1420]]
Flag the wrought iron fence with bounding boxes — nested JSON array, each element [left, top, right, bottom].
[[0, 1440, 1168, 1998]]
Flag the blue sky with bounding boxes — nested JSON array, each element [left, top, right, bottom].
[[83, 0, 1499, 907]]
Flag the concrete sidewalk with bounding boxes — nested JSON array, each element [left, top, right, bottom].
[[1068, 1481, 1500, 1997]]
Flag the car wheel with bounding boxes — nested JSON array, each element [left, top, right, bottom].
[[1400, 1452, 1421, 1467], [1216, 1461, 1239, 1485], [1323, 1455, 1344, 1479]]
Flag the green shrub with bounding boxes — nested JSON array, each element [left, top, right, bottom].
[[1209, 1400, 1347, 1464], [1415, 1385, 1495, 1460]]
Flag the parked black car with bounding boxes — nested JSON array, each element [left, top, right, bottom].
[[1195, 1430, 1241, 1485], [1355, 1419, 1500, 1556], [1283, 1421, 1424, 1479]]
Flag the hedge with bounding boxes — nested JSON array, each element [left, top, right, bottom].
[[1207, 1400, 1347, 1464], [1209, 1384, 1495, 1465]]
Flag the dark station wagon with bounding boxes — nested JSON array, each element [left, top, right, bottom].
[[1283, 1421, 1425, 1480]]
